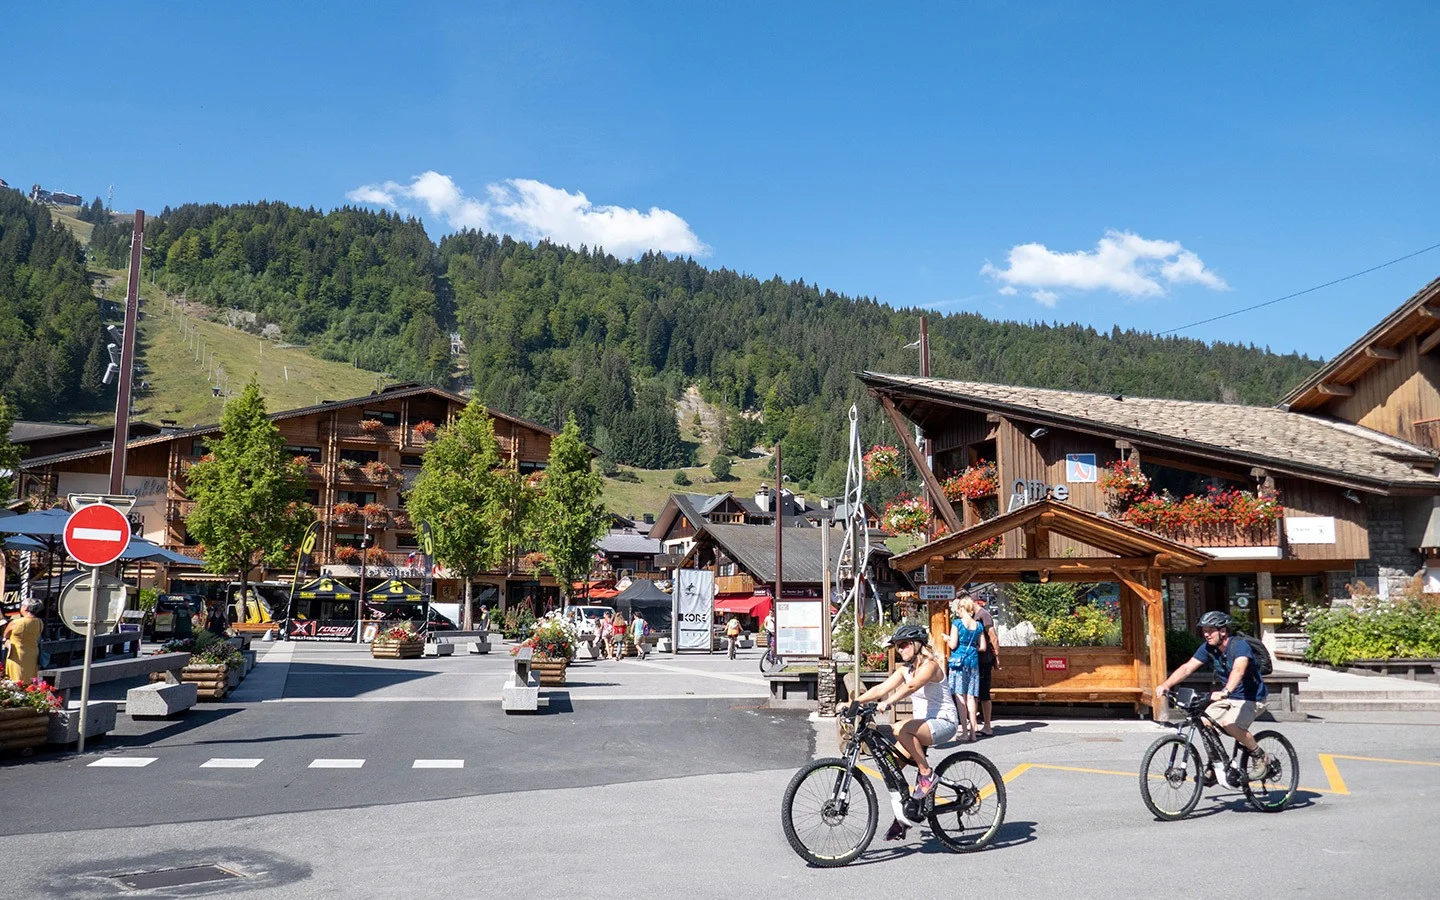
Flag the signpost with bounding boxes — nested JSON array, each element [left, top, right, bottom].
[[63, 497, 134, 753]]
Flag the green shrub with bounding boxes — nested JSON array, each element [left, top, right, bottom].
[[137, 588, 159, 614], [1301, 597, 1440, 665], [710, 455, 732, 481], [834, 615, 893, 672], [609, 469, 641, 483], [673, 470, 691, 486], [1038, 604, 1121, 647]]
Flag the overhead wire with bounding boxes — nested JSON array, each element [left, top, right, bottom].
[[1157, 240, 1440, 336]]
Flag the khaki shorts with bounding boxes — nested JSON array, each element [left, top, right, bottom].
[[1206, 698, 1264, 729]]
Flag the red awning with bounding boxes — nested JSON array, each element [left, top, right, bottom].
[[714, 594, 769, 616], [573, 580, 620, 600]]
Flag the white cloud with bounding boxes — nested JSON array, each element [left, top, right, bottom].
[[997, 285, 1018, 296], [980, 229, 1228, 305], [347, 171, 707, 258]]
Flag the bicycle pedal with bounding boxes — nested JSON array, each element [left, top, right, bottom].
[[1202, 770, 1217, 787]]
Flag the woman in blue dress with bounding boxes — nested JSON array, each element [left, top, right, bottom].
[[945, 596, 985, 742]]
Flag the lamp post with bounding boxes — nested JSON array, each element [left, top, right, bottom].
[[356, 526, 372, 642]]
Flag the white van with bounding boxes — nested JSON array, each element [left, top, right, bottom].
[[562, 605, 615, 637]]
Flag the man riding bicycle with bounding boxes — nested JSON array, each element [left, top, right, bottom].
[[1156, 611, 1273, 776], [847, 622, 960, 841]]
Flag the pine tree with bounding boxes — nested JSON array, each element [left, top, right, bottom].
[[0, 395, 24, 501]]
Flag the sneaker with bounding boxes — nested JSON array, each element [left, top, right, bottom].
[[883, 819, 910, 841], [1247, 752, 1272, 781], [912, 772, 937, 799]]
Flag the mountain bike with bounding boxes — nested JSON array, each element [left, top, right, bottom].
[[759, 632, 782, 674], [1139, 687, 1299, 820], [781, 702, 1006, 866]]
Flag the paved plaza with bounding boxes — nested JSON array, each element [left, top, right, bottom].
[[4, 641, 1440, 898]]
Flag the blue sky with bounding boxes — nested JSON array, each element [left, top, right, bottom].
[[5, 3, 1438, 359]]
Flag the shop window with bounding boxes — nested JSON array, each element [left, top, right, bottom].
[[362, 409, 400, 426], [991, 581, 1124, 648]]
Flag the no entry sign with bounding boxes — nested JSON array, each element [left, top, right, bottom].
[[63, 503, 132, 567]]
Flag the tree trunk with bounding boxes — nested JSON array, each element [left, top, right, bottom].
[[463, 577, 473, 631]]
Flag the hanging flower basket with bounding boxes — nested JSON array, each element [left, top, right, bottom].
[[863, 445, 904, 481], [943, 460, 998, 501], [1099, 458, 1150, 503], [881, 495, 929, 536]]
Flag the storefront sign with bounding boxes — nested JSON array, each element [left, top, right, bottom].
[[1284, 516, 1336, 544], [917, 584, 955, 602], [1065, 454, 1098, 483], [776, 599, 824, 657], [289, 620, 357, 642], [1008, 479, 1070, 511], [674, 568, 714, 650], [1043, 656, 1068, 672], [323, 564, 430, 580]]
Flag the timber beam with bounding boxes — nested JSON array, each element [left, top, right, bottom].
[[1317, 382, 1355, 397], [879, 395, 962, 532], [1419, 304, 1440, 319], [1364, 345, 1402, 360], [929, 556, 1158, 577], [1420, 329, 1440, 357]]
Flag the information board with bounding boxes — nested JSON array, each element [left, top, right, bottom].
[[776, 599, 824, 657]]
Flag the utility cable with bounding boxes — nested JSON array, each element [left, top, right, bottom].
[[1158, 240, 1440, 336]]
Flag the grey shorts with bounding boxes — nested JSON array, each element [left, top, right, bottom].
[[1206, 698, 1264, 729], [923, 717, 958, 744]]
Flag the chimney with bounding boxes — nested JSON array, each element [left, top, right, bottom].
[[642, 513, 654, 524], [795, 495, 807, 512], [756, 485, 771, 513], [820, 497, 832, 510]]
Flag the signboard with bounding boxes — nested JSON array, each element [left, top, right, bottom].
[[674, 568, 714, 650], [63, 503, 132, 567], [59, 573, 127, 635], [776, 599, 825, 657], [1259, 599, 1284, 625], [289, 620, 359, 642], [1065, 454, 1098, 483], [1043, 656, 1068, 672], [1008, 479, 1070, 511], [917, 584, 955, 602], [1285, 516, 1336, 545]]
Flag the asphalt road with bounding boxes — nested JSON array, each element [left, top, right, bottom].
[[4, 643, 1440, 899]]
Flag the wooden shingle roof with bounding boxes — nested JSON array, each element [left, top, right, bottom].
[[861, 371, 1440, 494]]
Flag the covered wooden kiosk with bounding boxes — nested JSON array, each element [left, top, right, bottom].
[[889, 498, 1212, 719]]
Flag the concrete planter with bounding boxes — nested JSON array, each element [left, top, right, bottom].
[[46, 702, 118, 745]]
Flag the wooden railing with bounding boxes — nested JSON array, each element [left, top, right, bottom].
[[715, 574, 755, 595], [1158, 520, 1281, 548], [1413, 418, 1440, 452], [334, 423, 401, 444]]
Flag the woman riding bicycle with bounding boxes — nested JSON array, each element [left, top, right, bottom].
[[849, 622, 959, 840]]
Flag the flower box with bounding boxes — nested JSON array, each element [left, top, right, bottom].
[[0, 708, 50, 756], [372, 640, 424, 659], [530, 656, 568, 686], [151, 663, 229, 700], [359, 418, 387, 433]]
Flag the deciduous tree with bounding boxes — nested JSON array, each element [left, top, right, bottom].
[[533, 415, 606, 603]]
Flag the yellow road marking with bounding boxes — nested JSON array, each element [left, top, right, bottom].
[[1031, 763, 1138, 778], [1317, 754, 1350, 796]]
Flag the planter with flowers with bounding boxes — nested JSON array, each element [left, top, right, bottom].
[[334, 545, 361, 564], [512, 619, 577, 685], [962, 535, 1003, 558], [362, 460, 392, 482], [337, 458, 361, 477], [333, 501, 360, 523], [943, 460, 998, 502], [371, 620, 425, 659], [1099, 458, 1150, 509], [863, 445, 904, 481], [361, 502, 389, 524], [147, 637, 242, 700], [411, 420, 438, 444], [359, 418, 387, 434], [0, 678, 62, 756], [364, 546, 388, 565]]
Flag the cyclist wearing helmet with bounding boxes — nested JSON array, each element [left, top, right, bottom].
[[849, 622, 959, 840], [1156, 611, 1272, 771]]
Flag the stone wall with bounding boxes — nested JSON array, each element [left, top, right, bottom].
[[1356, 496, 1421, 598]]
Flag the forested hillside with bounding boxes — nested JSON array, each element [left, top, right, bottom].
[[0, 190, 108, 418], [25, 194, 1322, 488]]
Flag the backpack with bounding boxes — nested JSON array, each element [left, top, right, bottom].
[[1234, 632, 1274, 676]]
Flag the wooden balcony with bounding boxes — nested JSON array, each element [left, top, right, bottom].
[[334, 423, 401, 444], [1153, 520, 1282, 550], [715, 574, 756, 595], [319, 548, 417, 568]]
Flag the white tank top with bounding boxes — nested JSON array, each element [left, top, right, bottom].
[[903, 659, 958, 723]]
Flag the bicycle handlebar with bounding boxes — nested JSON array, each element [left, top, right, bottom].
[[840, 701, 878, 720]]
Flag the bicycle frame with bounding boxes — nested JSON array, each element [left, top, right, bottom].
[[1171, 705, 1248, 788], [838, 713, 931, 826]]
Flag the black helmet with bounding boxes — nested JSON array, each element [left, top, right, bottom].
[[1197, 611, 1233, 630], [886, 623, 930, 648]]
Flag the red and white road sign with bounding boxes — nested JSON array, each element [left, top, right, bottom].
[[63, 503, 132, 567]]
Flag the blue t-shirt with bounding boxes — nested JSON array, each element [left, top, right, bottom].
[[949, 621, 982, 670], [1191, 638, 1268, 702]]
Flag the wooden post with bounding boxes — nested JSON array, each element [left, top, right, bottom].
[[1145, 567, 1167, 721]]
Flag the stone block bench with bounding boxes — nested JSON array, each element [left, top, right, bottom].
[[424, 629, 490, 655], [1176, 671, 1309, 722], [502, 647, 539, 714], [39, 652, 193, 742]]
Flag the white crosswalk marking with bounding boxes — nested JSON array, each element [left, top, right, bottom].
[[308, 758, 365, 769], [412, 759, 464, 769], [200, 758, 264, 768], [88, 757, 157, 768]]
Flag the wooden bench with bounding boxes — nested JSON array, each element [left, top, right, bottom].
[[38, 632, 141, 668]]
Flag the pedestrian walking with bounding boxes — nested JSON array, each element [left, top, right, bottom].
[[726, 615, 742, 659], [600, 612, 615, 660], [974, 593, 1001, 736], [945, 596, 984, 742], [613, 611, 627, 659], [631, 613, 649, 660], [3, 599, 43, 684], [204, 602, 229, 637]]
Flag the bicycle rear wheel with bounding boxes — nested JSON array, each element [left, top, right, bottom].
[[1241, 730, 1299, 812], [1139, 735, 1204, 821], [781, 758, 878, 867], [759, 649, 782, 674], [927, 750, 1006, 852]]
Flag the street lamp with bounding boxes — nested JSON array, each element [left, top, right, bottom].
[[355, 526, 373, 641]]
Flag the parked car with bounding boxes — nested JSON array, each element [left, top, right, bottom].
[[562, 605, 616, 637]]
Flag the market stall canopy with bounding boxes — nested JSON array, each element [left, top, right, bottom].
[[365, 579, 424, 603], [613, 579, 671, 609], [3, 534, 46, 552], [295, 577, 358, 602], [0, 507, 71, 538], [116, 539, 206, 567]]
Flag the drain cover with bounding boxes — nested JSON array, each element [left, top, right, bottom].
[[113, 865, 243, 890]]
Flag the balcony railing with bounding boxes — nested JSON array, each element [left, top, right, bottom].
[[715, 574, 756, 595], [319, 548, 418, 568], [334, 422, 401, 443], [1150, 520, 1282, 549]]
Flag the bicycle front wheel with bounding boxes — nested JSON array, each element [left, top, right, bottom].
[[1242, 730, 1299, 812], [928, 750, 1006, 852], [781, 758, 878, 867], [1139, 735, 1204, 821]]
